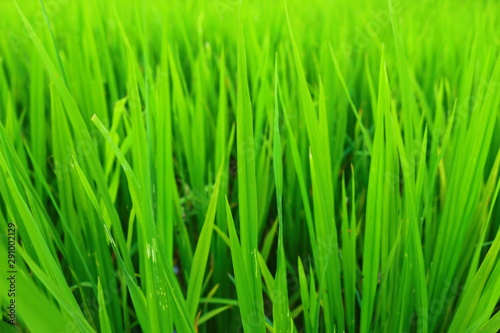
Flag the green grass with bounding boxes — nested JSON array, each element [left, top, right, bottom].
[[0, 0, 499, 332]]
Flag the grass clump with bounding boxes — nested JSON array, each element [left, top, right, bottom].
[[0, 0, 499, 332]]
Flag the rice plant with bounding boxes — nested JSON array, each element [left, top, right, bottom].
[[0, 0, 499, 332]]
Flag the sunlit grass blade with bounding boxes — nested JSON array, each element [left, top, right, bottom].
[[235, 15, 266, 332], [186, 162, 224, 320]]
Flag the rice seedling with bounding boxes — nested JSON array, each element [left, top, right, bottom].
[[0, 0, 498, 332]]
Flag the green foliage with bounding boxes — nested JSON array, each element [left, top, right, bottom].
[[0, 0, 498, 332]]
